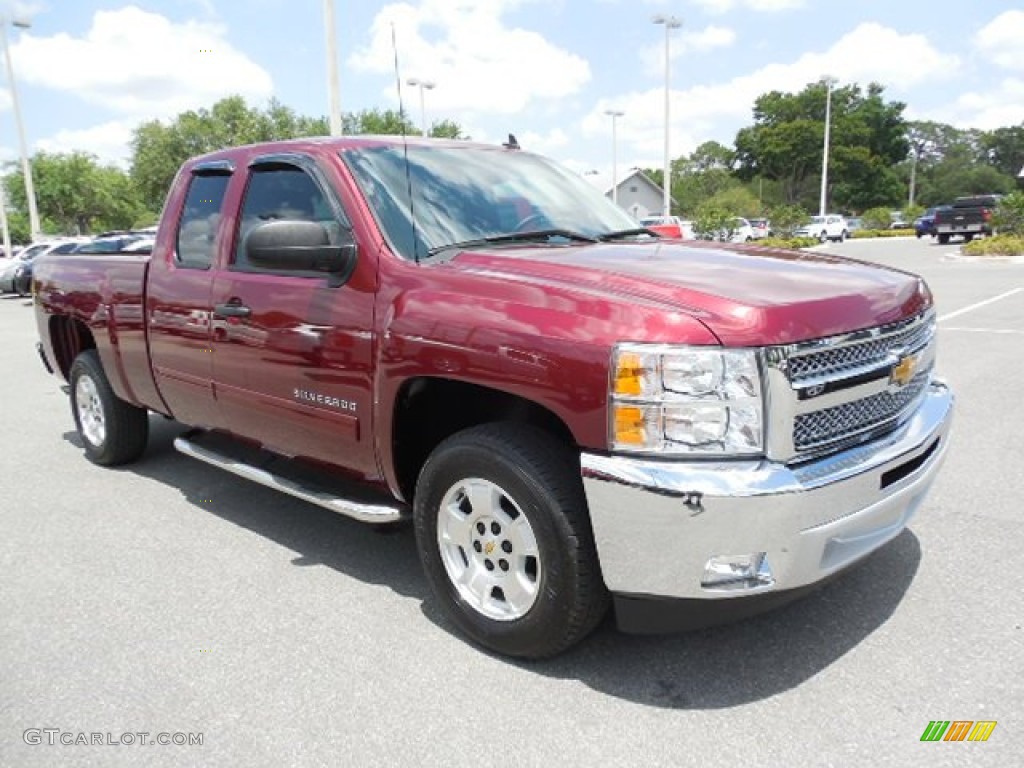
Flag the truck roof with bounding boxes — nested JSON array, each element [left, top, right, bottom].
[[188, 135, 510, 166]]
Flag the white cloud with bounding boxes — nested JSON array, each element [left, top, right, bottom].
[[519, 128, 570, 156], [10, 6, 273, 119], [348, 0, 591, 115], [33, 120, 138, 167], [692, 0, 804, 14], [974, 10, 1024, 72], [583, 23, 957, 165], [640, 24, 737, 75], [930, 78, 1024, 131], [745, 0, 804, 10], [692, 0, 735, 13]]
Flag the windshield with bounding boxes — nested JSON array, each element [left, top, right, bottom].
[[809, 216, 825, 224], [341, 145, 640, 260]]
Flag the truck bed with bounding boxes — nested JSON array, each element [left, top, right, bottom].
[[34, 251, 160, 411]]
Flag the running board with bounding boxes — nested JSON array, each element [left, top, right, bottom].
[[174, 432, 406, 524]]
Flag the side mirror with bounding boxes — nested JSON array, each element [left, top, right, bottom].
[[246, 220, 357, 285]]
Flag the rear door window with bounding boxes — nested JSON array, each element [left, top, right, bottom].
[[176, 173, 230, 269]]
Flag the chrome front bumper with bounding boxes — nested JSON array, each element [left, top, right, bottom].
[[581, 380, 953, 601]]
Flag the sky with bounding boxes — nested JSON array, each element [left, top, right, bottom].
[[0, 0, 1021, 179]]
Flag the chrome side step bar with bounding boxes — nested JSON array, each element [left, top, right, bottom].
[[174, 434, 406, 524]]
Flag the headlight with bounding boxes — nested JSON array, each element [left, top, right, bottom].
[[610, 344, 764, 456]]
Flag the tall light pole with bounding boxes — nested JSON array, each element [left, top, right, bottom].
[[604, 109, 624, 206], [819, 75, 837, 218], [652, 14, 681, 218], [406, 78, 435, 137], [1, 17, 40, 240], [322, 0, 342, 135]]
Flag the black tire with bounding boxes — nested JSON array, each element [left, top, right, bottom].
[[14, 274, 30, 297], [69, 350, 149, 466], [963, 234, 974, 243], [937, 233, 950, 245], [413, 423, 608, 659]]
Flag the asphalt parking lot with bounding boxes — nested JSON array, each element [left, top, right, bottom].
[[1, 237, 1021, 767]]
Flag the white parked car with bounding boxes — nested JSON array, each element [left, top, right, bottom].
[[727, 217, 755, 243], [795, 214, 849, 242]]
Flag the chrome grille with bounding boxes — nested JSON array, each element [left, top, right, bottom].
[[787, 313, 933, 384], [793, 370, 930, 452]]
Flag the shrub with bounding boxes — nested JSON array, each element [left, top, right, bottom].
[[758, 236, 820, 250], [993, 192, 1024, 236], [861, 207, 894, 230], [851, 228, 915, 238], [693, 203, 734, 240], [767, 204, 808, 237], [902, 204, 925, 225], [961, 234, 1024, 257]]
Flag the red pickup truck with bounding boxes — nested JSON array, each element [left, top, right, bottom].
[[33, 137, 953, 658]]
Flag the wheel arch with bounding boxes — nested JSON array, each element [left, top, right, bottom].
[[390, 377, 577, 503], [49, 315, 97, 379]]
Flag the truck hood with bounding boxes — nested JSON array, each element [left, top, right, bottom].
[[440, 240, 929, 347]]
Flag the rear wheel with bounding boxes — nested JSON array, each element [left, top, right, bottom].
[[414, 423, 608, 658], [69, 350, 149, 466], [938, 233, 950, 245], [963, 234, 974, 243]]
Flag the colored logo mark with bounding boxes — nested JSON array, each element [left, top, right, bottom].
[[920, 720, 997, 742]]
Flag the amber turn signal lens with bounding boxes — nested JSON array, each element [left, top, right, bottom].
[[613, 405, 647, 446], [614, 352, 645, 396]]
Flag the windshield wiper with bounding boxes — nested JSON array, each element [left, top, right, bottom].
[[427, 229, 598, 257], [597, 228, 661, 241]]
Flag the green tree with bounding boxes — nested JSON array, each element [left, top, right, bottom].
[[130, 98, 465, 211], [344, 108, 418, 136], [5, 151, 145, 235], [734, 81, 908, 211], [669, 141, 741, 215], [982, 125, 1024, 179], [429, 119, 467, 139]]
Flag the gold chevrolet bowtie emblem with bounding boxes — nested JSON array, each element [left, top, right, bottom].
[[484, 541, 495, 555], [890, 353, 918, 388]]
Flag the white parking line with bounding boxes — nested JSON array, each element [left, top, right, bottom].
[[941, 327, 1024, 335], [937, 288, 1023, 323]]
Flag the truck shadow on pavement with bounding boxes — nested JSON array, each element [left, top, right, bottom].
[[64, 416, 922, 710], [63, 418, 429, 602], [527, 529, 920, 709]]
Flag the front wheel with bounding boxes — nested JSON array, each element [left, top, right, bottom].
[[69, 350, 149, 466], [414, 423, 608, 658], [819, 231, 828, 243]]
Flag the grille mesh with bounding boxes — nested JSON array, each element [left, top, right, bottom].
[[787, 317, 932, 383], [793, 370, 930, 451]]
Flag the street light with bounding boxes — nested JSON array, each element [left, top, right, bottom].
[[406, 78, 436, 137], [1, 16, 40, 240], [819, 75, 837, 218], [322, 0, 342, 135], [652, 14, 681, 218], [604, 109, 624, 206]]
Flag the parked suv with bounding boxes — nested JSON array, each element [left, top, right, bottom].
[[796, 214, 849, 243]]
